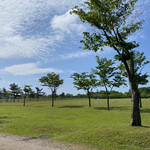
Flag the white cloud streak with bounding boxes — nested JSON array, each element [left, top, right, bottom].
[[59, 47, 113, 60], [0, 0, 82, 59], [51, 11, 86, 34], [4, 63, 63, 76]]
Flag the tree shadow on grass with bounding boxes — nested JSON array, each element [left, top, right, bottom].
[[0, 116, 21, 125], [142, 125, 150, 128], [141, 108, 150, 113], [59, 105, 84, 109], [94, 106, 130, 111], [0, 116, 9, 119]]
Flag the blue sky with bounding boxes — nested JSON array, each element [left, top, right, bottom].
[[0, 0, 150, 95]]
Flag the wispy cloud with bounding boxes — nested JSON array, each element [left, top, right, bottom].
[[51, 10, 86, 34], [0, 0, 82, 59], [3, 63, 63, 76], [59, 47, 113, 60]]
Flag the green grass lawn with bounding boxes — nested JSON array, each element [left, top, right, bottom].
[[0, 98, 150, 150]]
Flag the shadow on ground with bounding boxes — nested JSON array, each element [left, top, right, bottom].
[[94, 106, 130, 111], [0, 116, 20, 125], [141, 108, 150, 113], [59, 105, 84, 109], [142, 125, 150, 128]]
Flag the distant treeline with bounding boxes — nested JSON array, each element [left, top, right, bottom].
[[0, 87, 150, 101], [49, 87, 150, 99]]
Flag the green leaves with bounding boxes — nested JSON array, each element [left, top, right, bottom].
[[71, 0, 143, 61], [93, 56, 126, 90], [71, 72, 98, 93], [39, 72, 64, 91]]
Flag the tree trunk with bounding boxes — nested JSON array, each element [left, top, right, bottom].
[[52, 93, 54, 107], [129, 59, 141, 126], [130, 81, 141, 126], [87, 91, 91, 107], [104, 85, 109, 110], [106, 93, 109, 111], [23, 97, 26, 107]]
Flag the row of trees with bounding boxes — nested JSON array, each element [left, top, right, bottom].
[[0, 0, 149, 127], [70, 0, 149, 126], [71, 51, 149, 109], [0, 84, 44, 104]]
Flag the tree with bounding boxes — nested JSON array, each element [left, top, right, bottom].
[[60, 92, 65, 99], [71, 72, 98, 107], [71, 0, 146, 126], [93, 56, 126, 110], [118, 51, 150, 107], [35, 87, 43, 101], [2, 88, 8, 100], [39, 72, 64, 107], [9, 83, 20, 102], [23, 85, 31, 106], [28, 87, 34, 101]]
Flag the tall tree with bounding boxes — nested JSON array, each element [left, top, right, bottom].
[[39, 72, 64, 107], [71, 0, 146, 126], [93, 56, 126, 110], [71, 72, 98, 107], [118, 51, 150, 107], [9, 83, 20, 102]]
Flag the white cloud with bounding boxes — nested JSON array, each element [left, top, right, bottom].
[[0, 0, 82, 59], [59, 47, 113, 60], [4, 63, 63, 76], [51, 11, 86, 34]]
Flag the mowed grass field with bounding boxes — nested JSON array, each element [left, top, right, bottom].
[[0, 98, 150, 150]]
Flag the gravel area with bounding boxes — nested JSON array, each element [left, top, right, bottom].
[[0, 133, 90, 150]]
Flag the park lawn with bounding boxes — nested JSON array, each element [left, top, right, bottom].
[[0, 98, 149, 150]]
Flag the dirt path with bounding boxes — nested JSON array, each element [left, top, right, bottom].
[[0, 133, 90, 150]]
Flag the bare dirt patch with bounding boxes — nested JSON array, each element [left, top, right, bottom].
[[0, 133, 93, 150]]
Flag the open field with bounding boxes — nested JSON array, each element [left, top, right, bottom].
[[0, 98, 150, 150]]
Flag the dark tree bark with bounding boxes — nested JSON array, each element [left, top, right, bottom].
[[23, 97, 26, 107], [104, 85, 109, 111], [87, 91, 91, 107], [128, 60, 141, 126], [52, 92, 54, 107], [130, 80, 141, 126], [106, 93, 109, 111]]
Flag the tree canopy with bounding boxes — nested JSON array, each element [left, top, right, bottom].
[[71, 0, 146, 126], [93, 56, 126, 110], [71, 72, 98, 107], [39, 72, 64, 107]]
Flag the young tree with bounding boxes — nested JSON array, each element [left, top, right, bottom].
[[71, 0, 146, 126], [35, 87, 43, 101], [93, 56, 126, 110], [28, 87, 34, 101], [9, 83, 20, 102], [2, 88, 7, 100], [71, 72, 98, 107], [39, 72, 64, 107], [60, 92, 65, 99], [23, 85, 31, 106]]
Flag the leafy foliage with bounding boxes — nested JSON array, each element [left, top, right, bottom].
[[71, 72, 98, 107], [39, 72, 64, 107], [71, 72, 98, 92], [118, 51, 150, 85]]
